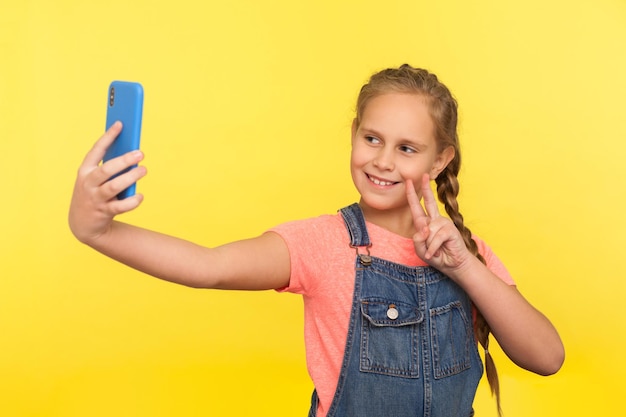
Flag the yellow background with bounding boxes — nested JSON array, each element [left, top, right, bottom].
[[1, 0, 625, 415]]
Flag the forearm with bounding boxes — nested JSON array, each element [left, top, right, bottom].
[[84, 220, 214, 288], [450, 257, 565, 375]]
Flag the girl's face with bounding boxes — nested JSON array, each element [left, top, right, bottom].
[[350, 93, 454, 215]]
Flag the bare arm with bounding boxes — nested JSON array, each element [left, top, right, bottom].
[[69, 123, 291, 290], [447, 256, 564, 375], [406, 174, 565, 376]]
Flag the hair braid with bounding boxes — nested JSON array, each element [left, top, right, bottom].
[[436, 166, 501, 416]]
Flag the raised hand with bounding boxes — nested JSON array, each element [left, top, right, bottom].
[[69, 122, 147, 244], [405, 174, 472, 275]]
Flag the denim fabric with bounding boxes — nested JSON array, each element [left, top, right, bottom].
[[308, 203, 482, 417]]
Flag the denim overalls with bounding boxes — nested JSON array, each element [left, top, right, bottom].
[[308, 204, 483, 417]]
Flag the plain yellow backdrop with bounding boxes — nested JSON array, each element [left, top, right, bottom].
[[1, 0, 625, 415]]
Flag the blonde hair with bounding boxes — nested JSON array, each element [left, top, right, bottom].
[[356, 64, 502, 415]]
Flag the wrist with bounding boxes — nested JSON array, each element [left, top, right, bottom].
[[445, 253, 486, 287]]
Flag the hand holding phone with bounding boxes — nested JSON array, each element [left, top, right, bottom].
[[103, 81, 144, 199]]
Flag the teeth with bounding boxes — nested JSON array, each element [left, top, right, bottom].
[[369, 176, 394, 186]]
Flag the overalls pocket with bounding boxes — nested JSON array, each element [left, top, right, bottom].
[[359, 298, 423, 378], [430, 300, 472, 379]]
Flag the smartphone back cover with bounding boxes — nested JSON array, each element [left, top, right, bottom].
[[103, 81, 144, 198]]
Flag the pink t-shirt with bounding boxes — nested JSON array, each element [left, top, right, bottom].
[[270, 212, 513, 417]]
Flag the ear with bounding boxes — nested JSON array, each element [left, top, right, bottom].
[[430, 146, 455, 179]]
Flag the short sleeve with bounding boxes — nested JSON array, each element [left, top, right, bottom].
[[269, 214, 351, 295], [474, 236, 515, 286]]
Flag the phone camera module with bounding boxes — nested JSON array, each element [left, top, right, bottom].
[[109, 87, 115, 106]]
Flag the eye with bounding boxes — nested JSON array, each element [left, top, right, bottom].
[[399, 145, 417, 154], [365, 135, 381, 144]]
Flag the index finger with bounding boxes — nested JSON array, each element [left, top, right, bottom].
[[420, 173, 440, 218], [81, 121, 123, 168], [405, 178, 427, 223], [405, 179, 429, 230]]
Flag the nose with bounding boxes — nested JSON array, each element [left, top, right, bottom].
[[373, 148, 395, 171]]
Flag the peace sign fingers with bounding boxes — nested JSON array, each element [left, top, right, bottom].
[[406, 174, 451, 261], [406, 174, 472, 273]]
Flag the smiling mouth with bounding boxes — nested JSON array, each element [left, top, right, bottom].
[[367, 174, 399, 186]]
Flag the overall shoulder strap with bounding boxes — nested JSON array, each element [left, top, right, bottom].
[[339, 203, 371, 247]]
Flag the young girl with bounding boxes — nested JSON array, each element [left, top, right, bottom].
[[69, 64, 564, 417]]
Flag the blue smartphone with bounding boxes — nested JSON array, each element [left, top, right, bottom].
[[103, 81, 144, 199]]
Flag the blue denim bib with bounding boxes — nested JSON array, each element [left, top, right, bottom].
[[308, 203, 483, 417]]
